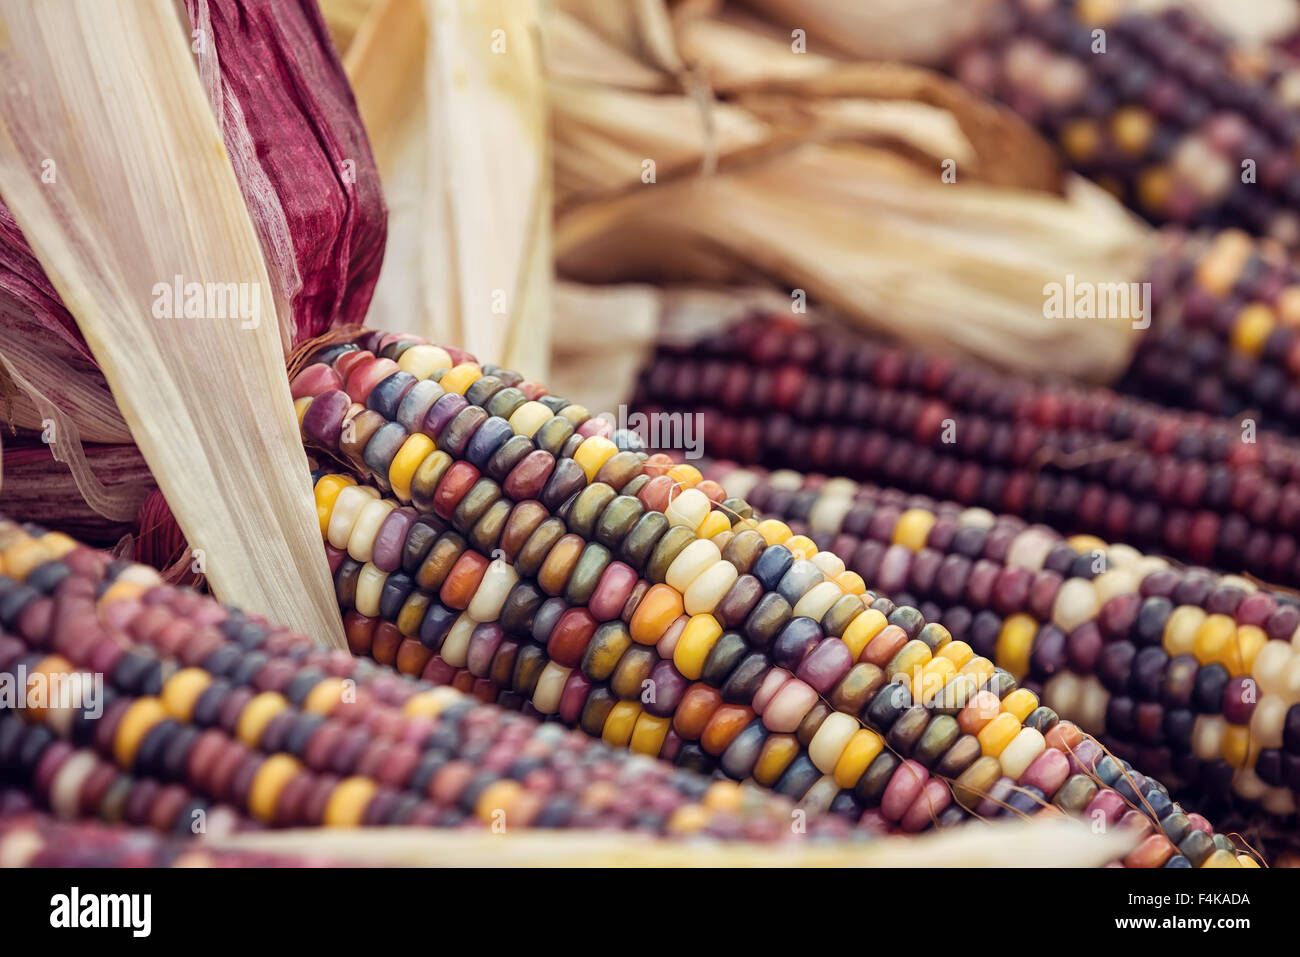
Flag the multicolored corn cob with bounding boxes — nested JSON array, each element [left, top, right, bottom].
[[0, 711, 253, 839], [307, 444, 1256, 865], [700, 460, 1300, 826], [287, 328, 1256, 862], [1126, 230, 1300, 429], [950, 0, 1300, 244], [632, 316, 1300, 586], [0, 518, 870, 844]]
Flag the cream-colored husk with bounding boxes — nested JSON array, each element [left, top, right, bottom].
[[0, 1, 345, 647]]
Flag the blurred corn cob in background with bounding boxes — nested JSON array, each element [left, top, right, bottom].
[[948, 0, 1300, 246], [1124, 229, 1300, 428], [634, 315, 1300, 585]]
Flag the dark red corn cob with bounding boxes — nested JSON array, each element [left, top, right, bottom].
[[632, 315, 1300, 586]]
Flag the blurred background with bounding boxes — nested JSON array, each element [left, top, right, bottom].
[[321, 0, 1300, 413]]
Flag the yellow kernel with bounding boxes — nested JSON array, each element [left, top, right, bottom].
[[833, 729, 884, 789], [703, 780, 743, 812], [303, 677, 350, 716], [1222, 725, 1251, 769], [1231, 302, 1276, 356], [666, 463, 702, 488], [161, 668, 213, 723], [834, 571, 866, 595], [755, 520, 792, 546], [1233, 625, 1267, 675], [402, 687, 461, 719], [235, 692, 289, 748], [1000, 687, 1039, 722], [113, 698, 169, 769], [388, 434, 437, 502], [938, 640, 974, 669], [98, 581, 146, 607], [1060, 118, 1102, 163], [783, 535, 817, 561], [629, 712, 671, 756], [696, 511, 732, 541], [439, 363, 481, 395], [323, 777, 378, 827], [892, 508, 936, 551], [996, 614, 1037, 681], [1193, 614, 1237, 666], [314, 474, 356, 537], [1196, 230, 1252, 297], [573, 436, 618, 482], [474, 780, 523, 823], [666, 804, 710, 835], [1163, 605, 1206, 657], [1278, 285, 1300, 325], [38, 533, 79, 559], [978, 712, 1022, 757], [1136, 165, 1172, 212], [248, 754, 301, 823], [842, 609, 888, 660], [601, 701, 641, 747], [3, 539, 52, 581], [1110, 106, 1154, 157]]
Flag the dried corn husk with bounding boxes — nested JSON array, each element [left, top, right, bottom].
[[0, 0, 385, 566], [348, 0, 553, 376], [737, 0, 998, 66], [556, 143, 1147, 382], [0, 442, 151, 544], [187, 0, 387, 346], [320, 0, 378, 53], [545, 3, 1154, 382], [212, 816, 1133, 867], [338, 0, 1155, 387], [0, 0, 344, 646], [549, 280, 790, 412]]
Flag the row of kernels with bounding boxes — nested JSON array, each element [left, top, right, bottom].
[[639, 357, 1300, 583], [708, 463, 1300, 812]]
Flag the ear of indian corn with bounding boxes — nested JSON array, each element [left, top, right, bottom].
[[0, 518, 873, 846], [1126, 230, 1300, 431], [632, 314, 1300, 587], [302, 408, 1253, 868], [949, 0, 1300, 246], [701, 459, 1300, 826], [288, 327, 1255, 864]]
